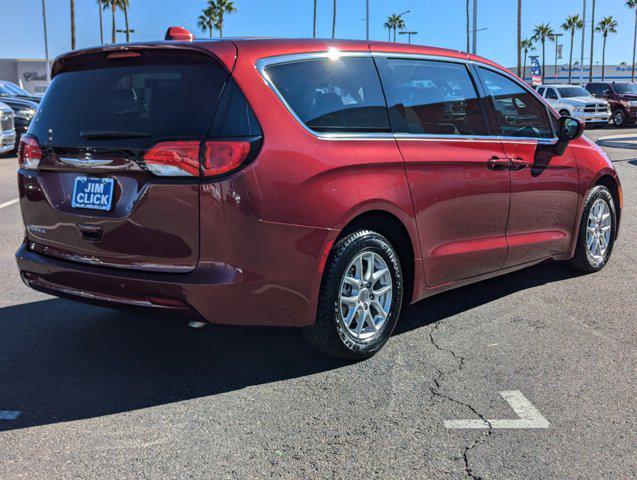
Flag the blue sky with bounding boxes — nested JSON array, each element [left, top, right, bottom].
[[1, 0, 634, 68]]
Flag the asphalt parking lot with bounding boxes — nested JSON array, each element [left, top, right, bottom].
[[0, 129, 635, 479]]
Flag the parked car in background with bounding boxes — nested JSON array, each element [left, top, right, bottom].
[[0, 81, 41, 101], [586, 81, 637, 128], [537, 84, 610, 127], [0, 101, 16, 154], [0, 82, 40, 152], [15, 35, 622, 360]]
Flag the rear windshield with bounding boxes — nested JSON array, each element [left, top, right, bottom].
[[30, 51, 228, 149]]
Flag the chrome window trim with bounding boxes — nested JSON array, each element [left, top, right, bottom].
[[255, 51, 559, 143], [255, 51, 393, 140]]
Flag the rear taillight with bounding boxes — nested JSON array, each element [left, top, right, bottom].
[[143, 141, 200, 177], [143, 140, 251, 178], [203, 141, 250, 177], [18, 135, 42, 171]]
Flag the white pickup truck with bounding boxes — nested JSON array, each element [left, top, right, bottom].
[[536, 84, 611, 126], [0, 102, 16, 154]]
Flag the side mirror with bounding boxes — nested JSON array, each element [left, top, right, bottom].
[[555, 116, 584, 156]]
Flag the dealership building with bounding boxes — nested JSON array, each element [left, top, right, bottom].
[[519, 63, 635, 85], [0, 59, 49, 95]]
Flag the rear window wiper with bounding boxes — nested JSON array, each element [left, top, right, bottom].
[[80, 130, 151, 140]]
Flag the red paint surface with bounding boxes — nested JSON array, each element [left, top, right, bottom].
[[16, 39, 621, 327]]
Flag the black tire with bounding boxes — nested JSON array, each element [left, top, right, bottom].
[[304, 230, 403, 361], [569, 185, 617, 273], [613, 109, 627, 128]]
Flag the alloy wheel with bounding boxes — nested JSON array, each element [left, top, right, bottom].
[[586, 198, 612, 262], [338, 251, 393, 343]]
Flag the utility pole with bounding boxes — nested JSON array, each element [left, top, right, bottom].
[[365, 0, 369, 40], [399, 31, 418, 44], [589, 0, 596, 83], [41, 0, 50, 85], [472, 0, 478, 54], [580, 0, 586, 84]]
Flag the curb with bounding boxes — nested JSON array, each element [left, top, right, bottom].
[[596, 136, 637, 150]]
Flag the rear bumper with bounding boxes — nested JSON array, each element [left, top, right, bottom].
[[16, 240, 320, 327]]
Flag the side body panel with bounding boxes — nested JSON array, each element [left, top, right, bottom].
[[500, 140, 580, 267]]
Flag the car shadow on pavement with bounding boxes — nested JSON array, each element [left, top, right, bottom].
[[0, 261, 577, 432]]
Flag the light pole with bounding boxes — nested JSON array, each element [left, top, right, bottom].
[[580, 0, 586, 85], [41, 0, 50, 85], [399, 31, 418, 44], [366, 0, 369, 40], [472, 0, 477, 54], [554, 33, 564, 81]]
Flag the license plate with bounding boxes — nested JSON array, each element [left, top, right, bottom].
[[72, 177, 115, 211]]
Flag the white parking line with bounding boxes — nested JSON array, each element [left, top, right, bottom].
[[0, 411, 21, 420], [0, 198, 19, 210], [444, 390, 549, 429]]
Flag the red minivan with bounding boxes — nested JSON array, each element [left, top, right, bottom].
[[16, 32, 622, 360]]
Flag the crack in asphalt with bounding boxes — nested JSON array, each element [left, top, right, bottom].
[[425, 319, 494, 480]]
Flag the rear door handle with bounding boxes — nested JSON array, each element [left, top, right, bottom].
[[487, 156, 510, 171]]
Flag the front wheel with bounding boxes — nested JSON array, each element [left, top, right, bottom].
[[613, 109, 627, 128], [569, 185, 617, 273], [304, 230, 403, 361]]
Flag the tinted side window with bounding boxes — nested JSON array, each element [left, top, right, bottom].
[[478, 67, 553, 138], [537, 87, 546, 96], [265, 57, 390, 133], [377, 58, 488, 135], [545, 88, 558, 100]]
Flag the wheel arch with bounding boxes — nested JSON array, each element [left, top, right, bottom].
[[335, 210, 417, 304], [595, 174, 622, 232]]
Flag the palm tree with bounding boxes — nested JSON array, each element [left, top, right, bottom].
[[628, 0, 637, 82], [517, 0, 522, 76], [97, 0, 104, 45], [197, 6, 217, 38], [384, 17, 393, 42], [100, 0, 118, 43], [561, 15, 584, 83], [596, 16, 619, 81], [121, 0, 131, 42], [520, 38, 535, 81], [589, 0, 596, 82], [208, 0, 236, 38], [70, 0, 76, 50], [394, 15, 405, 42], [331, 0, 336, 39], [532, 23, 555, 80], [312, 0, 317, 38]]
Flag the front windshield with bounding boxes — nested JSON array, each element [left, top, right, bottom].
[[613, 83, 637, 94], [558, 86, 590, 98]]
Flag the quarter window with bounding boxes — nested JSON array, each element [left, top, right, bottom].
[[478, 67, 554, 138], [264, 57, 390, 133], [377, 58, 488, 135]]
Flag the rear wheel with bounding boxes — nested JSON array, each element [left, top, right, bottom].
[[304, 230, 403, 361], [569, 185, 616, 273]]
